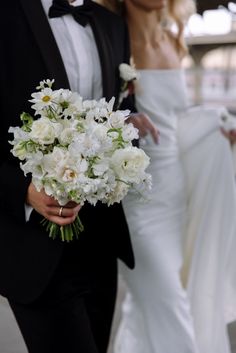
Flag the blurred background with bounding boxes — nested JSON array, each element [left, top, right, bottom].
[[183, 0, 236, 113]]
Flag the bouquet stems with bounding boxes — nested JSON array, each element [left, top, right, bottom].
[[41, 215, 84, 242]]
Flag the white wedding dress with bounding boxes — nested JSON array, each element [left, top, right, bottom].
[[114, 69, 236, 353]]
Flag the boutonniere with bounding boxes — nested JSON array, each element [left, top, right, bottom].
[[118, 62, 139, 106]]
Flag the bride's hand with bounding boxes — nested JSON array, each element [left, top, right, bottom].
[[221, 128, 236, 145], [127, 112, 159, 144]]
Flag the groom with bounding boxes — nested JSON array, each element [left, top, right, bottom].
[[0, 0, 158, 352]]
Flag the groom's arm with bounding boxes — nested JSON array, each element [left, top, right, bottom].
[[0, 151, 31, 224]]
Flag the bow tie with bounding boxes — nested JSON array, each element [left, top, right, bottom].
[[48, 0, 92, 27]]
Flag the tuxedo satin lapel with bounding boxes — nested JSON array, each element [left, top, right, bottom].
[[20, 0, 70, 89], [89, 16, 115, 99]]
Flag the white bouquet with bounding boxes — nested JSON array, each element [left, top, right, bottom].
[[9, 80, 151, 242]]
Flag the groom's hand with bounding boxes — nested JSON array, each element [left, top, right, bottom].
[[26, 183, 81, 226], [127, 112, 159, 144]]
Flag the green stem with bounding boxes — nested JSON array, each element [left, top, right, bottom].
[[40, 215, 84, 242]]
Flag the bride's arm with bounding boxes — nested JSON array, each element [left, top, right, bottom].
[[221, 128, 236, 145], [127, 113, 159, 144], [220, 110, 236, 144]]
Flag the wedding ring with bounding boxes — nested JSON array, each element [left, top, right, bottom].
[[59, 206, 64, 217]]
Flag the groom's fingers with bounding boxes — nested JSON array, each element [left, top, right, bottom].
[[26, 182, 82, 225], [47, 205, 81, 218], [44, 204, 81, 226], [49, 214, 78, 226]]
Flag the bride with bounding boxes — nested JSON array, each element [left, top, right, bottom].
[[97, 0, 236, 352]]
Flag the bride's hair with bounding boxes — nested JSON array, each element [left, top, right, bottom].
[[165, 0, 196, 55], [94, 0, 122, 13], [95, 0, 196, 56]]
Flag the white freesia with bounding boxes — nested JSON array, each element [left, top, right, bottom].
[[8, 126, 29, 141], [92, 158, 110, 176], [70, 134, 102, 157], [36, 79, 55, 90], [20, 151, 44, 179], [9, 80, 151, 242], [122, 123, 139, 142], [61, 91, 84, 118], [11, 142, 28, 160], [106, 181, 130, 205], [58, 127, 76, 145], [109, 111, 128, 128]]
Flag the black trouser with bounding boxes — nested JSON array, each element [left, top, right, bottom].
[[9, 241, 118, 353]]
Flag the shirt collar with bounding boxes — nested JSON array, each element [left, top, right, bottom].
[[41, 0, 84, 14], [42, 0, 84, 8], [70, 0, 84, 6]]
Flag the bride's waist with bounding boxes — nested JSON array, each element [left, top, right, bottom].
[[140, 141, 180, 164]]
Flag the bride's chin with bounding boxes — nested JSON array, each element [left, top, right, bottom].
[[131, 0, 167, 13], [153, 0, 167, 11], [159, 0, 167, 9]]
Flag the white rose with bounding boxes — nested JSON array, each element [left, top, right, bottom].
[[29, 117, 62, 145], [111, 146, 150, 184], [119, 63, 138, 82], [42, 147, 70, 178]]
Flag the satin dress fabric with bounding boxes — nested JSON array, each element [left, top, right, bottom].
[[114, 69, 236, 353]]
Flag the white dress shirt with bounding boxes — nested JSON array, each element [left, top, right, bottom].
[[41, 0, 102, 100], [25, 0, 103, 221]]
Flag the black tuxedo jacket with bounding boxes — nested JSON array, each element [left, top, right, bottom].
[[0, 0, 134, 304]]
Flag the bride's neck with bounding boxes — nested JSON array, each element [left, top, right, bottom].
[[125, 4, 181, 70]]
